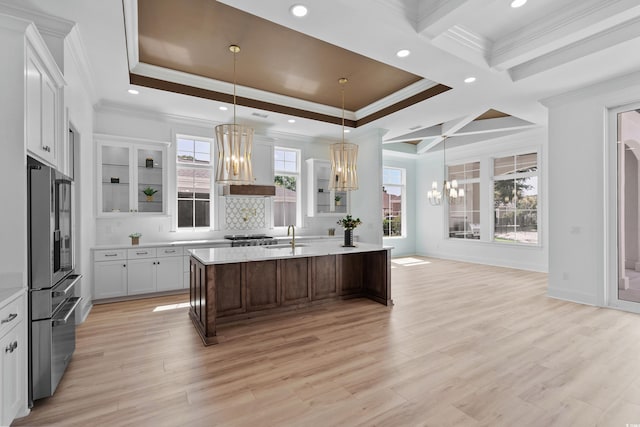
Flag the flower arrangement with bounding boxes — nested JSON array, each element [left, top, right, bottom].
[[337, 215, 362, 230]]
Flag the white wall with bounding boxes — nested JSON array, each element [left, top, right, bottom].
[[383, 151, 417, 256], [415, 128, 549, 272], [545, 71, 640, 307]]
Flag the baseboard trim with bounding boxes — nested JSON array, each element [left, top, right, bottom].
[[415, 251, 547, 273], [79, 300, 93, 324], [547, 287, 597, 306]]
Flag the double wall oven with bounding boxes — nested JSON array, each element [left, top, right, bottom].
[[27, 157, 82, 403]]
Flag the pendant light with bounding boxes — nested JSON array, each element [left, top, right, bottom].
[[215, 45, 254, 184], [427, 136, 464, 206], [329, 78, 358, 191]]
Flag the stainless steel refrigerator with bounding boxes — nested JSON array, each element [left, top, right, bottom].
[[27, 156, 82, 403]]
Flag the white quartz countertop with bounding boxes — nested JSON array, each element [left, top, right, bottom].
[[189, 242, 391, 265], [0, 287, 25, 307], [92, 235, 341, 250]]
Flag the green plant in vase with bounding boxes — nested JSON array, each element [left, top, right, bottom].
[[335, 194, 342, 206], [142, 187, 158, 202], [129, 232, 142, 246], [337, 214, 361, 247]]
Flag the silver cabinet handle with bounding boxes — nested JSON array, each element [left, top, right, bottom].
[[105, 253, 118, 257], [136, 252, 148, 255], [5, 341, 17, 353], [1, 313, 17, 324], [165, 250, 176, 253]]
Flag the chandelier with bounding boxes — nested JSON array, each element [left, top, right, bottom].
[[427, 136, 464, 206], [215, 45, 254, 184], [329, 78, 358, 191]]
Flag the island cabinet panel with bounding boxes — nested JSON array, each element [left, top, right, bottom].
[[189, 258, 216, 343], [363, 251, 391, 304], [214, 263, 246, 317], [312, 255, 337, 300], [246, 260, 280, 311], [281, 258, 311, 305], [338, 253, 364, 295]]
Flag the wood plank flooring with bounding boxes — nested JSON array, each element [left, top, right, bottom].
[[15, 257, 640, 426]]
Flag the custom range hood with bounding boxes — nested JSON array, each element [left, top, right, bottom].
[[222, 184, 276, 197]]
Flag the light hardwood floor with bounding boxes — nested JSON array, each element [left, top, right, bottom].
[[15, 257, 640, 426]]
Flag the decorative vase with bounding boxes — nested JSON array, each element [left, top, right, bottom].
[[344, 229, 354, 247], [131, 237, 139, 246], [146, 158, 154, 168], [146, 195, 153, 202]]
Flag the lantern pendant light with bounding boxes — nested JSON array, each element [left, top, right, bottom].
[[329, 78, 358, 191], [215, 45, 254, 184]]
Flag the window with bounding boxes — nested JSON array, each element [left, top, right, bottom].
[[493, 152, 538, 244], [382, 167, 405, 237], [448, 162, 480, 239], [273, 148, 300, 227], [176, 136, 213, 229]]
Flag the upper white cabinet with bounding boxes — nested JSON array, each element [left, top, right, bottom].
[[306, 159, 349, 216], [96, 135, 168, 216], [25, 32, 64, 168], [252, 142, 274, 185]]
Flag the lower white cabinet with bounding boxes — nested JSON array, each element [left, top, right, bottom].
[[94, 246, 185, 301], [0, 292, 26, 426]]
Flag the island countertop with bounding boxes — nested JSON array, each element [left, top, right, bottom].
[[189, 242, 392, 265]]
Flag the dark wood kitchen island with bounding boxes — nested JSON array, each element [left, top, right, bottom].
[[188, 243, 392, 345]]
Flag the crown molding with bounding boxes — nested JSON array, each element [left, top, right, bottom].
[[65, 25, 97, 103], [0, 2, 74, 39], [491, 0, 640, 70], [94, 100, 219, 129], [25, 23, 65, 86], [445, 25, 491, 55], [122, 0, 138, 71], [355, 79, 438, 118]]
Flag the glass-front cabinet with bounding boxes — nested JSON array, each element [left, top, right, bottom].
[[306, 158, 349, 216], [96, 135, 168, 215]]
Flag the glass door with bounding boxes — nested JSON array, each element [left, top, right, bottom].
[[617, 108, 640, 304], [136, 147, 163, 213], [101, 145, 130, 213]]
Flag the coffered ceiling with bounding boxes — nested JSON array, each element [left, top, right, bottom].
[[4, 0, 640, 153]]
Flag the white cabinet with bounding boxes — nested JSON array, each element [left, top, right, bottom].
[[96, 135, 168, 216], [94, 250, 128, 299], [25, 39, 64, 167], [0, 292, 26, 426], [306, 159, 349, 216], [252, 142, 274, 185], [93, 246, 185, 301]]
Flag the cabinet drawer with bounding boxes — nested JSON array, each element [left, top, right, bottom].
[[94, 249, 126, 261], [157, 246, 183, 257], [0, 294, 25, 338], [127, 248, 157, 259]]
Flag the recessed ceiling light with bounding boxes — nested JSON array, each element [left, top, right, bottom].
[[288, 119, 296, 123], [344, 129, 351, 133], [396, 49, 411, 58], [127, 89, 139, 95], [219, 106, 228, 111], [464, 76, 476, 83], [290, 4, 308, 17], [511, 0, 527, 8]]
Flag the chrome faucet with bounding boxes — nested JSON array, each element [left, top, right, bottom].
[[287, 225, 296, 248]]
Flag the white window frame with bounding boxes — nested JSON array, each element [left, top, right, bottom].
[[491, 151, 540, 246], [175, 134, 215, 231], [446, 161, 481, 240], [273, 147, 301, 228], [382, 166, 406, 238]]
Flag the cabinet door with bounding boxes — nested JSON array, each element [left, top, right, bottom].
[[26, 53, 43, 159], [339, 253, 363, 295], [100, 144, 131, 214], [281, 258, 311, 305], [246, 260, 279, 311], [312, 255, 337, 300], [252, 142, 273, 185], [156, 256, 183, 291], [94, 260, 128, 299], [1, 322, 24, 426], [127, 259, 156, 295], [41, 71, 57, 165], [136, 146, 164, 213]]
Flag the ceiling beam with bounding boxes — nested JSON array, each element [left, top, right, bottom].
[[441, 111, 483, 136], [416, 136, 443, 154], [455, 116, 536, 136], [416, 0, 481, 39], [383, 124, 442, 143], [490, 0, 640, 71]]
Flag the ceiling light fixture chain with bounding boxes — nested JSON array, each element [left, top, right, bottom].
[[329, 78, 358, 192], [214, 45, 254, 184]]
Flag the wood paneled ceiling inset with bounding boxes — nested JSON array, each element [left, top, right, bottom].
[[474, 109, 510, 120], [136, 0, 424, 111]]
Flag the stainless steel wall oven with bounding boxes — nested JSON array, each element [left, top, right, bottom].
[[27, 156, 82, 403]]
